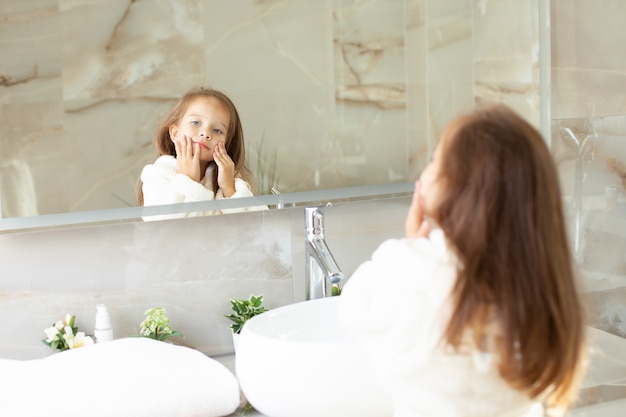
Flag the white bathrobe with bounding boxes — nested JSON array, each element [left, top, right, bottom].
[[338, 229, 544, 417], [140, 155, 266, 221]]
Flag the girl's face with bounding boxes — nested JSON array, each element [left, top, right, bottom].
[[169, 96, 231, 162], [418, 138, 446, 219]]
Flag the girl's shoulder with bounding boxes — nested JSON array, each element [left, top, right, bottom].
[[141, 155, 177, 180], [153, 155, 177, 167], [144, 155, 177, 171]]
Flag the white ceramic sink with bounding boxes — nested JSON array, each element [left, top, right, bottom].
[[235, 296, 392, 417]]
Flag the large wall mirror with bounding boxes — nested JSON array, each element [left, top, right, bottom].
[[0, 0, 545, 230]]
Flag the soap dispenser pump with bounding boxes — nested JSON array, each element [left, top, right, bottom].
[[94, 303, 114, 343]]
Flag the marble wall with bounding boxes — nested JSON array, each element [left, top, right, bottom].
[[551, 0, 626, 337], [0, 196, 408, 359], [2, 0, 624, 363]]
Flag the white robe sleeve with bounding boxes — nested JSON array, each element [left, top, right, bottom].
[[338, 231, 457, 371], [140, 156, 218, 221], [171, 173, 218, 202], [338, 232, 543, 417], [217, 178, 269, 214]]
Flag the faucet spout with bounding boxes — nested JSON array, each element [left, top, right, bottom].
[[304, 204, 344, 299]]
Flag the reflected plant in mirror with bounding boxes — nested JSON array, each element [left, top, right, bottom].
[[251, 134, 277, 196]]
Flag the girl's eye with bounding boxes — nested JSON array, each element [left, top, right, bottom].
[[190, 120, 200, 126], [213, 128, 224, 135]]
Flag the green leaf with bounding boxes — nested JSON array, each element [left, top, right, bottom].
[[225, 294, 268, 333]]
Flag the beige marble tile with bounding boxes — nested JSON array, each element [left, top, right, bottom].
[[552, 0, 626, 119]]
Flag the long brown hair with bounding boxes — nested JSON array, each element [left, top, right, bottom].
[[434, 104, 586, 414], [137, 87, 254, 205]]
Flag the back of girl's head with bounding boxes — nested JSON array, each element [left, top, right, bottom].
[[436, 104, 586, 414], [436, 104, 561, 248]]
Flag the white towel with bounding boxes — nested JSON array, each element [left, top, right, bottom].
[[0, 338, 241, 417]]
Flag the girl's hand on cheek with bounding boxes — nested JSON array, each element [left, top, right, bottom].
[[175, 135, 202, 182], [214, 142, 236, 197], [405, 180, 431, 239]]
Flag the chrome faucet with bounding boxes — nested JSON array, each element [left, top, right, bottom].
[[305, 203, 343, 299]]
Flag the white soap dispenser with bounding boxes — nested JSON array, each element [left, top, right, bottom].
[[94, 303, 114, 343]]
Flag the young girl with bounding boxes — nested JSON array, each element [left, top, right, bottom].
[[339, 105, 587, 417], [138, 87, 261, 220]]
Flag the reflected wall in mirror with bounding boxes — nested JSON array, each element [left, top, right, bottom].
[[0, 0, 542, 219]]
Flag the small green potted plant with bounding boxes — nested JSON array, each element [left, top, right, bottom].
[[225, 294, 267, 351], [139, 307, 183, 342]]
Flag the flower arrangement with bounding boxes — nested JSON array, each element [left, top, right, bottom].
[[225, 294, 268, 334], [139, 307, 183, 342], [42, 313, 94, 352]]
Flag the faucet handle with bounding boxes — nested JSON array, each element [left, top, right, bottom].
[[304, 202, 332, 234]]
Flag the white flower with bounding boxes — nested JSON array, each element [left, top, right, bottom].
[[74, 333, 94, 348], [61, 325, 75, 346], [54, 320, 64, 330], [43, 326, 60, 343], [63, 328, 94, 349]]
